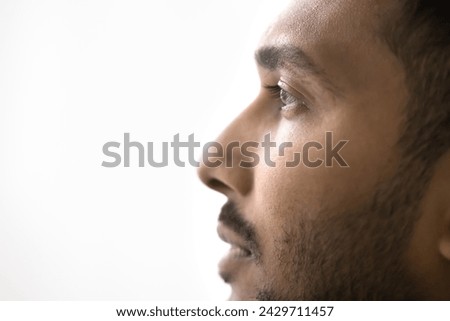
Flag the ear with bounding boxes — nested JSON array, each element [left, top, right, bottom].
[[405, 151, 450, 299], [439, 214, 450, 261], [438, 193, 450, 261], [434, 152, 450, 262]]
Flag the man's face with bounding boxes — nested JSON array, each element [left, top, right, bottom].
[[198, 0, 428, 300]]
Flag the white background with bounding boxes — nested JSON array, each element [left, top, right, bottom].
[[0, 0, 289, 299]]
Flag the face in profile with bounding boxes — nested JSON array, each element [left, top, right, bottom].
[[198, 0, 450, 300]]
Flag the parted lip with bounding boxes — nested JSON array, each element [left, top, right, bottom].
[[217, 222, 253, 257]]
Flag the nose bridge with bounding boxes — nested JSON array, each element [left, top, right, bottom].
[[198, 105, 261, 197]]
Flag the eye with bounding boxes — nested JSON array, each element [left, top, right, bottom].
[[280, 88, 300, 106], [264, 81, 309, 112]]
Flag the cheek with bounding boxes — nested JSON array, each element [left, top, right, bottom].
[[252, 110, 401, 226]]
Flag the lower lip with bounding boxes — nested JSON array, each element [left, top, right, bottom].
[[219, 246, 253, 280]]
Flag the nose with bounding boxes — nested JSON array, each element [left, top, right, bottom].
[[198, 103, 262, 198]]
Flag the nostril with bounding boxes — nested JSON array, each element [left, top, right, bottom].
[[208, 178, 228, 191], [196, 144, 254, 196]]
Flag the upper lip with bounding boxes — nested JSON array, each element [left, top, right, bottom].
[[217, 223, 253, 257]]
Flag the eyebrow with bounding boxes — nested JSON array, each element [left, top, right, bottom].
[[255, 45, 343, 97]]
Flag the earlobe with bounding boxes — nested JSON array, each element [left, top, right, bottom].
[[439, 232, 450, 261], [438, 207, 450, 261], [406, 152, 450, 299], [435, 152, 450, 262]]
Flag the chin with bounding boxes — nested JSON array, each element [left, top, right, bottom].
[[228, 286, 259, 301]]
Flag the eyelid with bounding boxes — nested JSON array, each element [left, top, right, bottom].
[[278, 80, 302, 99], [277, 80, 311, 107]]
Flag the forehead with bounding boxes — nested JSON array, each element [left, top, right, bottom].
[[264, 0, 390, 45], [259, 0, 401, 95]]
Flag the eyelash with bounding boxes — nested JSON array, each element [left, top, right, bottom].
[[265, 83, 309, 111]]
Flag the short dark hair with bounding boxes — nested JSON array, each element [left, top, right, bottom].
[[384, 0, 450, 167]]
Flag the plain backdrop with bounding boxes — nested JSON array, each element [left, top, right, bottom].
[[0, 0, 289, 299]]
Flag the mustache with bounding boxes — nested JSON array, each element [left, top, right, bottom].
[[218, 201, 260, 257]]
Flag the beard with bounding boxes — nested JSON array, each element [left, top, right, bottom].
[[255, 161, 432, 300]]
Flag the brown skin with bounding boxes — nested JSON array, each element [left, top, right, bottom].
[[198, 0, 450, 300]]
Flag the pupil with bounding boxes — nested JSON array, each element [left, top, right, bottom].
[[280, 89, 293, 105]]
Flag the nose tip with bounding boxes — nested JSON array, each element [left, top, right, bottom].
[[197, 156, 254, 197], [197, 135, 256, 197], [197, 100, 264, 198], [197, 165, 229, 194]]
